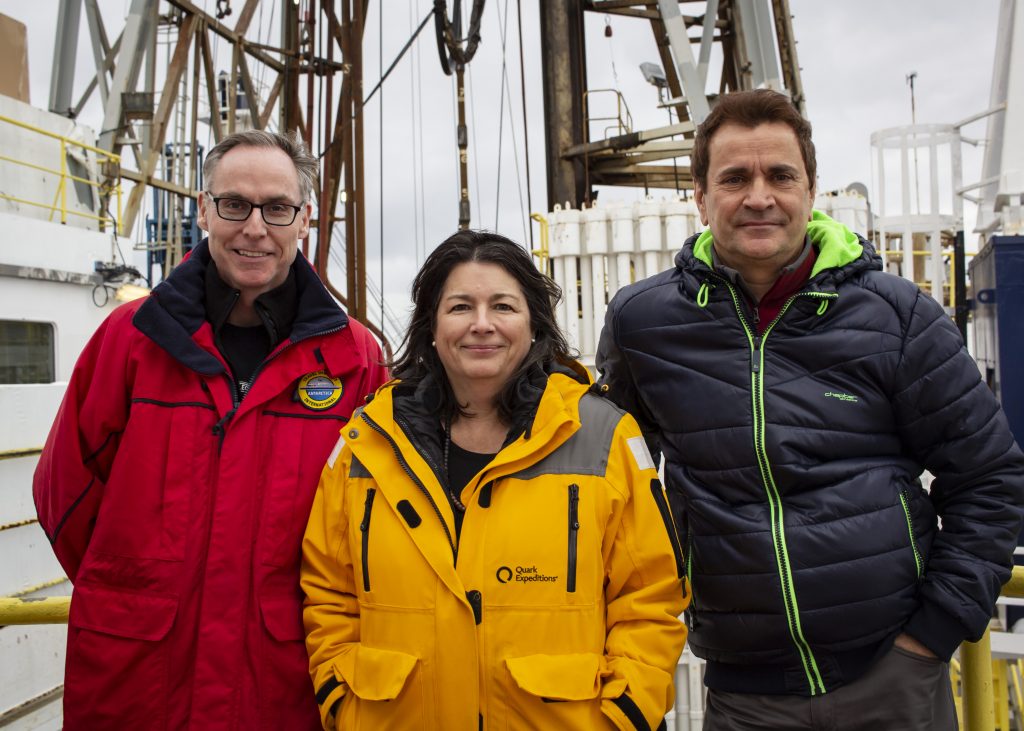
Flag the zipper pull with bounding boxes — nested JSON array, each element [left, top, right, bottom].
[[211, 407, 237, 450]]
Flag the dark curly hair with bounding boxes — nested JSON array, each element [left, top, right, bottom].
[[390, 230, 574, 424]]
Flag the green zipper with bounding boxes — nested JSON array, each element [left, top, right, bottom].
[[898, 491, 923, 578], [714, 275, 836, 696]]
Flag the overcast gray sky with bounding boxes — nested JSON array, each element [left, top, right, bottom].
[[7, 1, 1001, 337]]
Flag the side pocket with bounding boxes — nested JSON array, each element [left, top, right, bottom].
[[898, 489, 923, 579], [567, 484, 580, 593], [649, 479, 684, 578], [360, 488, 376, 592]]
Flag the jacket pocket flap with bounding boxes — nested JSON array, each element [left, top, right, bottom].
[[69, 583, 178, 641], [333, 645, 418, 701], [259, 592, 305, 641], [506, 653, 604, 701]]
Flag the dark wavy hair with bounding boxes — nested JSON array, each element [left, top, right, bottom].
[[691, 89, 816, 190], [390, 230, 574, 424]]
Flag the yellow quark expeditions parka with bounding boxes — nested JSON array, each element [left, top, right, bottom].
[[302, 362, 688, 731]]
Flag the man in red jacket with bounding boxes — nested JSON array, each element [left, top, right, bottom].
[[34, 130, 388, 730]]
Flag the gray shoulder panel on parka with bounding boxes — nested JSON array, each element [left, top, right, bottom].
[[512, 393, 624, 480]]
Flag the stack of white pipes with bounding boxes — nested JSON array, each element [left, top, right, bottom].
[[546, 197, 703, 368]]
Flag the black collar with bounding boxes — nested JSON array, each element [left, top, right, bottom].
[[204, 260, 298, 348]]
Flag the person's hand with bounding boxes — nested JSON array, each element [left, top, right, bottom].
[[894, 632, 937, 659]]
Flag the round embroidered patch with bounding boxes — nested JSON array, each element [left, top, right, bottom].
[[298, 370, 343, 410]]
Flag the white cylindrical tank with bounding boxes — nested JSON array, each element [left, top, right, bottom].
[[636, 196, 663, 280], [610, 201, 636, 292], [555, 204, 582, 351]]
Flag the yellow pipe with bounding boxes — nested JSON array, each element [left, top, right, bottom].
[[0, 447, 42, 461], [60, 139, 67, 225], [530, 213, 550, 274], [0, 597, 70, 625], [1004, 565, 1024, 598], [962, 627, 995, 731], [881, 249, 978, 257]]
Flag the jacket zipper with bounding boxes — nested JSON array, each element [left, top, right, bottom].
[[360, 488, 376, 591], [567, 484, 580, 593], [208, 322, 348, 450], [684, 523, 699, 628], [360, 412, 458, 560], [650, 479, 685, 578], [713, 273, 836, 696], [898, 490, 923, 578]]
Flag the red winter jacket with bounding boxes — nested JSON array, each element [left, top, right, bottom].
[[34, 242, 388, 730]]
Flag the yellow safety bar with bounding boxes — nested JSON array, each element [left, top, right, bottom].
[[0, 596, 70, 625], [0, 114, 123, 235], [530, 212, 550, 274]]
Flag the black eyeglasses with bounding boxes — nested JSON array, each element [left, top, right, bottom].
[[209, 195, 304, 226]]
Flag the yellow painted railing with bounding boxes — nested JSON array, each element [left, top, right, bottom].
[[0, 114, 123, 234], [530, 212, 550, 274]]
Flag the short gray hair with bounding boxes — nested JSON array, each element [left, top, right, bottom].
[[203, 129, 319, 202]]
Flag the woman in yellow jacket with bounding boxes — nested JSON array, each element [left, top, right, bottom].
[[302, 230, 688, 730]]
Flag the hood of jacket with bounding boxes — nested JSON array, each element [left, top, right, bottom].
[[677, 210, 881, 297], [361, 359, 593, 494]]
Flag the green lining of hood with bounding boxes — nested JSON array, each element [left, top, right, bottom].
[[692, 210, 863, 277]]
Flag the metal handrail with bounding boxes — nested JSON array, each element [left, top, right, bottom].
[[0, 114, 123, 234]]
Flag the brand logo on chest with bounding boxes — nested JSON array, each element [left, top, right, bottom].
[[495, 564, 559, 584]]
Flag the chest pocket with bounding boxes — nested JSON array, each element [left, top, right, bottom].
[[483, 478, 608, 608]]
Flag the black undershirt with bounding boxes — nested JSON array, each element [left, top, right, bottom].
[[218, 323, 268, 389], [446, 441, 496, 538]]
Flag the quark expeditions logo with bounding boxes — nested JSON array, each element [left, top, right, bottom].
[[495, 565, 558, 584], [297, 370, 343, 411]]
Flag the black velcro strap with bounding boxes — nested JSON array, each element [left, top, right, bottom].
[[315, 677, 342, 705], [611, 693, 651, 731], [397, 500, 422, 528]]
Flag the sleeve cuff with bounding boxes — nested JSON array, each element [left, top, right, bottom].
[[903, 601, 971, 661]]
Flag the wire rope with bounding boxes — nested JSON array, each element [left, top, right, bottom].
[[414, 0, 427, 262], [515, 0, 533, 249], [379, 0, 385, 327], [493, 0, 509, 230], [407, 0, 423, 264], [466, 63, 483, 230], [494, 0, 526, 242]]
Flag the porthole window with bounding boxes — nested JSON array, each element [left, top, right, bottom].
[[0, 321, 55, 384]]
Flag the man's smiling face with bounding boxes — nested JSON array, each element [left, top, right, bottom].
[[198, 145, 311, 298], [694, 121, 815, 273]]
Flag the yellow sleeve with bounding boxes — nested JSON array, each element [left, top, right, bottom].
[[301, 435, 359, 730], [600, 413, 690, 730]]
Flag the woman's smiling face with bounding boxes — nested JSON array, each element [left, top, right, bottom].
[[433, 261, 533, 397]]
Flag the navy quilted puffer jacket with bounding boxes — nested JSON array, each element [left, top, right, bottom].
[[597, 211, 1024, 696]]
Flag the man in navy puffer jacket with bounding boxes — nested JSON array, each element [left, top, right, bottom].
[[598, 89, 1024, 730]]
